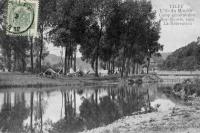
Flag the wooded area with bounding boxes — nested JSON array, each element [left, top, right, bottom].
[[0, 0, 162, 77], [161, 40, 200, 70]]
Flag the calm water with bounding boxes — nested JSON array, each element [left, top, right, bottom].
[[0, 83, 178, 133]]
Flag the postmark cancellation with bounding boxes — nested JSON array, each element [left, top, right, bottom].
[[6, 0, 39, 37]]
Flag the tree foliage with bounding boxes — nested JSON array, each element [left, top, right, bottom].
[[0, 0, 162, 76], [161, 41, 200, 70]]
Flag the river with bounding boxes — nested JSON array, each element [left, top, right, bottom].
[[0, 83, 180, 133]]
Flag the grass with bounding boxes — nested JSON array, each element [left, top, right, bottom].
[[0, 72, 82, 88], [0, 72, 163, 89], [0, 72, 120, 88]]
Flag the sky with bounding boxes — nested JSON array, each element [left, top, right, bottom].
[[47, 0, 200, 56]]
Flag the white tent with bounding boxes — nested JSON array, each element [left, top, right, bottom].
[[88, 69, 95, 74], [99, 69, 108, 76], [69, 68, 75, 73]]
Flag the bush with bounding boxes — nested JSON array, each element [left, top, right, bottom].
[[174, 83, 182, 92]]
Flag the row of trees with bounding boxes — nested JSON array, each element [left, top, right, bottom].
[[0, 0, 163, 77]]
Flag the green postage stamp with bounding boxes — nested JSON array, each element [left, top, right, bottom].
[[6, 0, 39, 37]]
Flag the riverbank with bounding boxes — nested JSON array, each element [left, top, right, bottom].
[[80, 80, 200, 133], [0, 72, 120, 88], [0, 72, 82, 88], [0, 72, 163, 88], [80, 100, 200, 133]]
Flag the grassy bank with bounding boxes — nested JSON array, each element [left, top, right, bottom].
[[0, 72, 120, 88], [0, 72, 83, 88]]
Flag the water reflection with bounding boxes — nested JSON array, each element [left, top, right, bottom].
[[0, 92, 29, 133], [0, 83, 176, 133]]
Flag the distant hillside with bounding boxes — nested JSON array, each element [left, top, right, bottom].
[[160, 52, 171, 60], [161, 41, 200, 70], [44, 54, 61, 65], [44, 54, 92, 71]]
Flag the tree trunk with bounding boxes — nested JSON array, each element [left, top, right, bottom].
[[108, 61, 111, 74], [125, 58, 130, 77], [95, 26, 103, 77], [95, 54, 99, 77], [13, 52, 17, 71], [21, 57, 26, 73], [121, 59, 125, 78], [70, 54, 73, 69], [64, 46, 68, 75], [68, 55, 70, 69], [74, 51, 76, 72], [137, 63, 139, 74], [30, 37, 34, 73], [147, 58, 150, 74], [39, 30, 43, 73], [121, 47, 126, 78], [112, 59, 115, 74], [70, 42, 72, 69], [7, 48, 12, 72], [132, 62, 135, 75]]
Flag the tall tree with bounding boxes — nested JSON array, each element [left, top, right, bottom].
[[139, 1, 163, 74], [80, 0, 115, 76], [49, 0, 93, 74], [37, 0, 54, 72]]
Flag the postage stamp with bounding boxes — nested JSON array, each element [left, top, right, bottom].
[[6, 0, 39, 37]]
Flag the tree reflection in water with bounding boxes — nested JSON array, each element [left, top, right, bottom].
[[30, 91, 48, 133], [0, 91, 48, 133], [50, 84, 151, 133], [0, 92, 29, 133], [50, 90, 83, 133], [0, 84, 154, 133]]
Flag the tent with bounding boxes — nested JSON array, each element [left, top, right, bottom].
[[99, 69, 108, 76], [43, 68, 57, 78], [69, 68, 75, 73]]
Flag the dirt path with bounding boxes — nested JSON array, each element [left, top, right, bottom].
[[80, 98, 200, 133]]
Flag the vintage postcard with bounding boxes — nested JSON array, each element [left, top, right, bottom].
[[6, 0, 39, 37], [1, 0, 200, 133]]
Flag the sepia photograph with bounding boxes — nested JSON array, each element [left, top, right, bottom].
[[0, 0, 200, 132]]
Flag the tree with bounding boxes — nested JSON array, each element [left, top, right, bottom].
[[102, 0, 122, 74], [29, 37, 34, 73], [80, 22, 101, 72], [37, 0, 54, 72], [118, 0, 162, 76], [49, 0, 93, 75], [138, 1, 163, 73], [80, 0, 117, 77], [12, 36, 30, 73]]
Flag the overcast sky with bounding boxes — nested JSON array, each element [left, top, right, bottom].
[[48, 0, 200, 56], [152, 0, 200, 52]]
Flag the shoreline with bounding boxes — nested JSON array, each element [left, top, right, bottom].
[[80, 102, 200, 133], [80, 98, 200, 133], [0, 72, 163, 88], [79, 80, 200, 133], [0, 72, 120, 88]]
